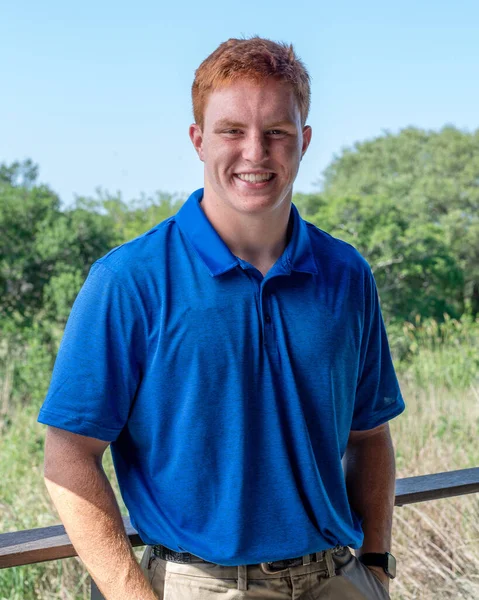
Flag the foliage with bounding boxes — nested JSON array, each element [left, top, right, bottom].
[[0, 160, 183, 423], [389, 384, 479, 600], [0, 158, 38, 188], [0, 178, 61, 329], [91, 188, 185, 242], [321, 125, 479, 217], [0, 163, 114, 332], [392, 314, 479, 390], [302, 193, 464, 322], [307, 125, 479, 319]]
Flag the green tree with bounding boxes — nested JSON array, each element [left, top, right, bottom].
[[0, 161, 118, 414], [305, 194, 463, 323], [0, 158, 38, 188], [0, 165, 61, 329], [91, 188, 185, 242], [321, 126, 479, 218], [0, 161, 117, 330], [304, 126, 479, 319]]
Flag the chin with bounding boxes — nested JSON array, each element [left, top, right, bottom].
[[233, 195, 284, 215]]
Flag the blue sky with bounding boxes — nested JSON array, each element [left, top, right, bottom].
[[1, 0, 478, 207]]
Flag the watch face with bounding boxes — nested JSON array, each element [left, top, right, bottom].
[[386, 552, 397, 579]]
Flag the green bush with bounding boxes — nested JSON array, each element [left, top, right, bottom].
[[391, 314, 479, 390]]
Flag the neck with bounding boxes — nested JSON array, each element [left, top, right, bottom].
[[200, 188, 293, 272]]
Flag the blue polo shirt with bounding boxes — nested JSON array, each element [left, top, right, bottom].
[[38, 188, 405, 566]]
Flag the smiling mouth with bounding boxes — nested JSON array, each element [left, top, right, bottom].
[[234, 173, 275, 183]]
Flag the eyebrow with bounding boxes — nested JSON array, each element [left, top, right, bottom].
[[214, 120, 245, 129], [214, 119, 296, 129]]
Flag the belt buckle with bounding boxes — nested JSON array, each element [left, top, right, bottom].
[[259, 561, 290, 574]]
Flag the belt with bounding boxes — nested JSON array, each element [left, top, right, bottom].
[[152, 544, 346, 576]]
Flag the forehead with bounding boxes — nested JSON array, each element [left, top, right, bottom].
[[203, 78, 301, 127]]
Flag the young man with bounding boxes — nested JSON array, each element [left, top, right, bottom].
[[39, 37, 404, 599]]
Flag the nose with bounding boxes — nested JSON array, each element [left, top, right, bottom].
[[242, 132, 269, 163]]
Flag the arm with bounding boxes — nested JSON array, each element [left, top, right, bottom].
[[344, 421, 396, 589], [44, 426, 157, 600]]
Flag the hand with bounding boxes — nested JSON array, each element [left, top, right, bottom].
[[366, 565, 390, 592]]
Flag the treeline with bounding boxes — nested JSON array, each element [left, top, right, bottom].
[[296, 125, 479, 323], [1, 124, 478, 413]]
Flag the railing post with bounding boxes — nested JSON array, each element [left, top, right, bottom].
[[90, 577, 105, 600]]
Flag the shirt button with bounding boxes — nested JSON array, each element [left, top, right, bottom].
[[265, 314, 272, 324]]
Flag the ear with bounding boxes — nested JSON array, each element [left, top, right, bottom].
[[189, 123, 205, 162], [301, 125, 312, 159]]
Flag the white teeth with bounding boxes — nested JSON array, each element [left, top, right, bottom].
[[236, 173, 273, 183]]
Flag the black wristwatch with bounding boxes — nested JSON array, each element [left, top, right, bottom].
[[359, 552, 396, 579]]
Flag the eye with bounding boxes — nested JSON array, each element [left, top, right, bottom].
[[223, 129, 242, 135], [267, 130, 287, 136]]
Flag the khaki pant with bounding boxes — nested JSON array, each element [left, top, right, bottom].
[[140, 546, 390, 599]]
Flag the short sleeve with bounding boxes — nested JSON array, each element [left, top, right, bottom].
[[38, 261, 147, 441], [351, 267, 405, 431]]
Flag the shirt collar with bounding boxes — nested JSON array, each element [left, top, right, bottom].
[[175, 188, 318, 277]]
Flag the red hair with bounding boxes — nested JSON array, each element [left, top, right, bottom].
[[192, 37, 311, 129]]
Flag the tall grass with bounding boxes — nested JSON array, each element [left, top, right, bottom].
[[389, 316, 479, 598], [390, 313, 479, 390], [390, 384, 479, 599], [0, 317, 478, 599]]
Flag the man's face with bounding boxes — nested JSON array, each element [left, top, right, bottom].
[[189, 78, 312, 217]]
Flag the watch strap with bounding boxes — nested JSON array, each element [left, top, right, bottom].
[[359, 552, 396, 579]]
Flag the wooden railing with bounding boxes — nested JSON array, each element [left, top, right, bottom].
[[1, 467, 479, 599]]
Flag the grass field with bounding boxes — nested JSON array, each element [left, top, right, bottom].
[[1, 338, 478, 598], [389, 384, 479, 599]]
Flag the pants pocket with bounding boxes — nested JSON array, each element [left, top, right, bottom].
[[139, 546, 155, 583], [163, 571, 242, 600], [336, 554, 390, 599], [355, 558, 391, 599], [140, 546, 167, 596]]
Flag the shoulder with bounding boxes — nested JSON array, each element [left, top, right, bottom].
[[99, 216, 176, 271], [91, 215, 180, 293], [304, 220, 372, 280]]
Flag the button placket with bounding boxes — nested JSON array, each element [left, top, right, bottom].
[[244, 269, 266, 345], [260, 282, 275, 348]]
